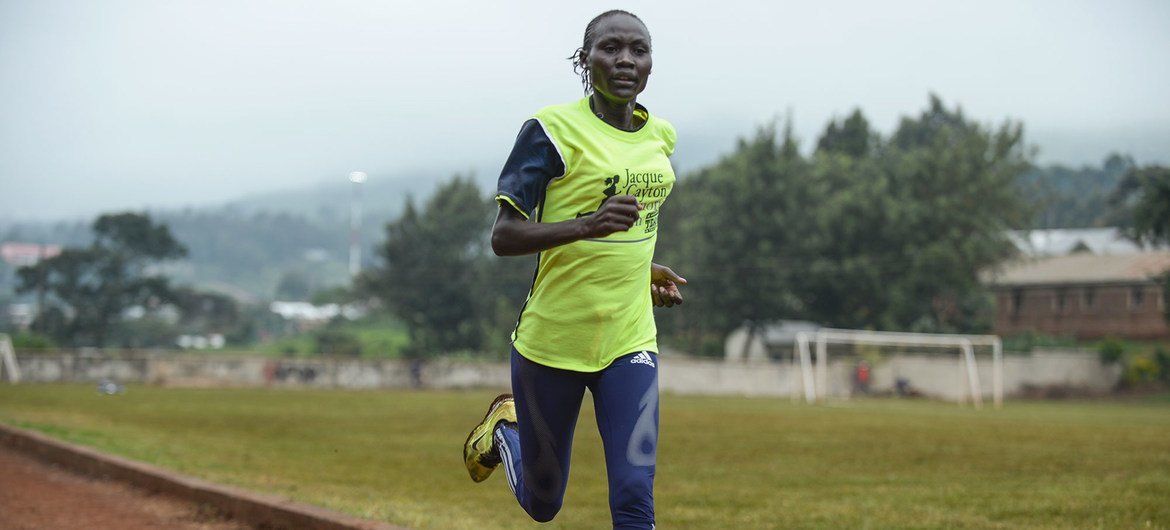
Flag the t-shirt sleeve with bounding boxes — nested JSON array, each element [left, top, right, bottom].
[[495, 119, 565, 219], [662, 121, 677, 158]]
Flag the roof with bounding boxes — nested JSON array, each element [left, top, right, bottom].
[[0, 242, 62, 267], [1006, 228, 1160, 257], [984, 251, 1170, 287]]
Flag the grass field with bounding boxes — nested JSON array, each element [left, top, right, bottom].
[[0, 384, 1167, 529]]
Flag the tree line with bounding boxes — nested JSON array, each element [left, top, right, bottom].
[[0, 148, 1140, 304], [14, 213, 247, 348], [10, 95, 1170, 355], [360, 95, 1170, 358]]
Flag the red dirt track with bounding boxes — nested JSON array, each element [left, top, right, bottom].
[[0, 444, 249, 530], [0, 423, 404, 530]]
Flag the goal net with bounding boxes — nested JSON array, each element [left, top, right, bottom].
[[793, 328, 1003, 409]]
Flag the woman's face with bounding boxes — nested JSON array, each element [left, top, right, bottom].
[[585, 14, 652, 105]]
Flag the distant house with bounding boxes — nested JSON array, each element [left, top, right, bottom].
[[0, 242, 62, 267], [984, 252, 1170, 340], [1006, 227, 1165, 257], [724, 320, 822, 361]]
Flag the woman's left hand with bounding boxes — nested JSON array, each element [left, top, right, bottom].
[[650, 263, 687, 307]]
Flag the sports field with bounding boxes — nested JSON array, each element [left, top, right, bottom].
[[0, 384, 1167, 529]]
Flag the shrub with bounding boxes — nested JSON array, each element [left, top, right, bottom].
[[10, 332, 54, 350], [1097, 338, 1125, 365], [1124, 355, 1160, 385], [1154, 347, 1170, 384], [1003, 332, 1078, 353], [314, 330, 362, 357]]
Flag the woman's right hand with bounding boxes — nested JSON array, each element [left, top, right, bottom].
[[582, 195, 643, 238]]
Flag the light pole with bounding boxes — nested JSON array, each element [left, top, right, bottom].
[[348, 171, 367, 278]]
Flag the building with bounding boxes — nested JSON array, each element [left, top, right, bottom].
[[0, 243, 62, 268], [985, 252, 1170, 339], [1005, 227, 1158, 257], [724, 320, 822, 361]]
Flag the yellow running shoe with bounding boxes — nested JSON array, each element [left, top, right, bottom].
[[463, 393, 516, 483]]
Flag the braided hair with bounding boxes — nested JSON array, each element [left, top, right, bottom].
[[568, 10, 651, 95]]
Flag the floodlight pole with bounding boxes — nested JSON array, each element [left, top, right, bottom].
[[348, 171, 367, 277], [36, 243, 46, 332]]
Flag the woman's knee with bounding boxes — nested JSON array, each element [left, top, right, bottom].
[[524, 499, 563, 522]]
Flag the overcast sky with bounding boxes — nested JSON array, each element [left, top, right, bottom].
[[2, 0, 1168, 222]]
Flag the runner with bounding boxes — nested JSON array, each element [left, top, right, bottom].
[[462, 9, 685, 529]]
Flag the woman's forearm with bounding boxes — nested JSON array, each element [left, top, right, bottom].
[[491, 196, 642, 256], [491, 210, 590, 256]]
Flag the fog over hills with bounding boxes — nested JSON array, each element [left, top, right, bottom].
[[0, 143, 1148, 303], [4, 1, 1168, 225]]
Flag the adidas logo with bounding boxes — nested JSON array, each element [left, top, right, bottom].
[[630, 351, 656, 368]]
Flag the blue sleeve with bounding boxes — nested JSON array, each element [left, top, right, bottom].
[[495, 119, 565, 218]]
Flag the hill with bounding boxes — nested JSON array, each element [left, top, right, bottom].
[[1016, 153, 1133, 228], [0, 153, 1139, 303], [0, 170, 471, 301]]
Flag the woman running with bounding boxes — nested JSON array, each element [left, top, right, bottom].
[[463, 10, 685, 529]]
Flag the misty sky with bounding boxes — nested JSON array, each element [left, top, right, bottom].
[[2, 0, 1168, 221]]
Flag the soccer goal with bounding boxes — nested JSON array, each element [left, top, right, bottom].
[[793, 328, 1003, 409]]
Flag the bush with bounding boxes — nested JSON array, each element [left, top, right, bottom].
[[1098, 338, 1126, 365], [1002, 332, 1078, 353], [10, 332, 54, 350], [1124, 355, 1160, 385], [1154, 347, 1170, 384], [314, 329, 362, 357]]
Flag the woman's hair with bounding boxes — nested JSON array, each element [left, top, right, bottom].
[[568, 10, 650, 95]]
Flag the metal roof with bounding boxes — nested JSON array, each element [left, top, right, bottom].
[[1006, 228, 1160, 256]]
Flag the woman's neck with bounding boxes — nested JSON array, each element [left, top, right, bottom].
[[589, 94, 643, 131]]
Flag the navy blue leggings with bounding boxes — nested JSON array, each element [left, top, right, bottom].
[[494, 347, 659, 529]]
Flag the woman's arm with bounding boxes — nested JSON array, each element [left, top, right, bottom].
[[491, 195, 643, 256]]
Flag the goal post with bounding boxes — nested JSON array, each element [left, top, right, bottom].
[[0, 333, 22, 383], [794, 328, 1003, 409]]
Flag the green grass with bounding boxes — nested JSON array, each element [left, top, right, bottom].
[[257, 314, 410, 357], [1, 385, 1168, 529]]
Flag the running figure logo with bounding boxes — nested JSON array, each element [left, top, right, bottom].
[[576, 174, 621, 218], [599, 175, 619, 209]]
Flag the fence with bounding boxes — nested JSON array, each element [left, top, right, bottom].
[[7, 349, 1121, 400]]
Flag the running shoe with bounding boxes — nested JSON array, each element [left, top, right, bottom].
[[463, 393, 516, 482]]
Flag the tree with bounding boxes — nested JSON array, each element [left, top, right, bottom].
[[275, 270, 313, 300], [1017, 153, 1134, 228], [172, 287, 241, 337], [868, 95, 1028, 331], [816, 109, 874, 158], [92, 212, 187, 261], [657, 120, 815, 354], [1110, 164, 1170, 326], [16, 212, 187, 347], [361, 176, 533, 357], [657, 96, 1029, 355], [1111, 165, 1170, 246]]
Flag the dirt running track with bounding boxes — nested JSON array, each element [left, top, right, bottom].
[[0, 445, 250, 530]]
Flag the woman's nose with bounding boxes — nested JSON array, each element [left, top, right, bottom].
[[615, 49, 635, 66]]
